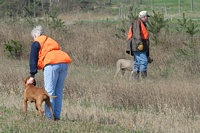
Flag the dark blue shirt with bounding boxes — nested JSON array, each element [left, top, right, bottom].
[[29, 41, 40, 77]]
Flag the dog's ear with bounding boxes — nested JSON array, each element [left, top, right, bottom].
[[24, 77, 29, 85], [33, 79, 36, 86], [24, 77, 36, 86]]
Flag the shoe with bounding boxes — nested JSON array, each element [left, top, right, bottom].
[[44, 117, 55, 122], [141, 71, 147, 79], [148, 57, 153, 63], [54, 118, 60, 121]]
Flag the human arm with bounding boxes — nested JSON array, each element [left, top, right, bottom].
[[26, 42, 40, 85], [132, 19, 142, 43], [29, 41, 40, 78]]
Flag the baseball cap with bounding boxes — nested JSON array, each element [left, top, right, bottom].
[[139, 11, 150, 17]]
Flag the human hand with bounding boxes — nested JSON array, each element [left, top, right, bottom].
[[26, 77, 34, 86], [138, 43, 143, 51]]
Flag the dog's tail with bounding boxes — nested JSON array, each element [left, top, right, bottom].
[[44, 92, 57, 98], [49, 95, 57, 98]]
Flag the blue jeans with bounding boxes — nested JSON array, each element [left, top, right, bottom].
[[44, 63, 68, 119], [133, 51, 148, 72]]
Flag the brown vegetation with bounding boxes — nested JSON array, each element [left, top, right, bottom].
[[1, 11, 200, 132]]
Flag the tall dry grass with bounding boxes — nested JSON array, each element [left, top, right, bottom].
[[1, 13, 200, 132]]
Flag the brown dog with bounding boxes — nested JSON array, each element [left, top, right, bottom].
[[24, 77, 57, 120]]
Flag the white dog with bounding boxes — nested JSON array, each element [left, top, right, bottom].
[[114, 59, 133, 79]]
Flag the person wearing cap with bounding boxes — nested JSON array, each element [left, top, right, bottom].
[[126, 11, 151, 80], [26, 25, 72, 121]]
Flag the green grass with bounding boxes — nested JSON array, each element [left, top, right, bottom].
[[1, 0, 200, 132], [110, 0, 200, 18], [0, 105, 141, 133]]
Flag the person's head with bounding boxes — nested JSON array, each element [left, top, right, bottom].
[[138, 11, 150, 23], [31, 25, 45, 40]]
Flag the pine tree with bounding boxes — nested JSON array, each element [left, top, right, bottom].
[[176, 13, 199, 55], [148, 10, 168, 45]]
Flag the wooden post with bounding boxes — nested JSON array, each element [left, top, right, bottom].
[[178, 0, 181, 14], [190, 0, 194, 12], [164, 2, 167, 17], [151, 0, 154, 10]]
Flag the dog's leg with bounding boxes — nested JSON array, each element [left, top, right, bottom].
[[121, 69, 126, 79], [114, 61, 122, 79], [50, 106, 55, 120], [129, 71, 134, 81], [24, 99, 28, 115], [45, 99, 55, 120], [36, 101, 44, 119], [35, 101, 39, 116], [114, 68, 120, 79]]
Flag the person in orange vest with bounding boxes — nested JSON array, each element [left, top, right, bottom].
[[26, 25, 72, 121], [126, 11, 152, 80]]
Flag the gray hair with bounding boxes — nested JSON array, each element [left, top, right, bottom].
[[31, 25, 45, 38]]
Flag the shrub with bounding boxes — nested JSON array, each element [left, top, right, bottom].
[[3, 39, 23, 60], [148, 10, 168, 45]]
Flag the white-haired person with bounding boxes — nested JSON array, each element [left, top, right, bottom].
[[126, 11, 152, 80], [26, 25, 72, 121]]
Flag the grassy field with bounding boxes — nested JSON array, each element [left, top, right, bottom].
[[1, 0, 200, 132], [1, 59, 200, 132]]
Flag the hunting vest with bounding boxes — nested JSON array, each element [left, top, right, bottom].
[[127, 19, 149, 40], [35, 35, 72, 70]]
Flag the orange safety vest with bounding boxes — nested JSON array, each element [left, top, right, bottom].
[[127, 19, 149, 40], [35, 35, 72, 70]]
